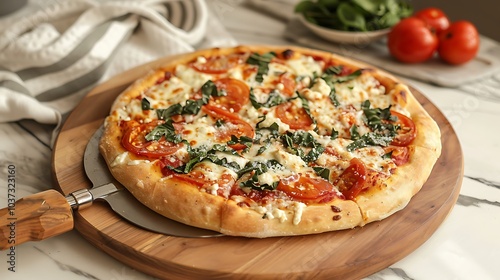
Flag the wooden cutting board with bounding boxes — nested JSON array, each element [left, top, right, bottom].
[[52, 55, 463, 280]]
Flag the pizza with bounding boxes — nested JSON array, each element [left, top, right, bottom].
[[99, 46, 441, 238]]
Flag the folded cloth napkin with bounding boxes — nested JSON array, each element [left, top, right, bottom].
[[0, 0, 236, 129]]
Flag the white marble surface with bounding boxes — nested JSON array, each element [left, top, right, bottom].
[[1, 1, 500, 279]]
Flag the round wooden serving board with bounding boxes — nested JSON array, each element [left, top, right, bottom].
[[52, 55, 463, 280]]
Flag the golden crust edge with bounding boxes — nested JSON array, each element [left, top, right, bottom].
[[219, 199, 362, 238], [355, 146, 440, 224]]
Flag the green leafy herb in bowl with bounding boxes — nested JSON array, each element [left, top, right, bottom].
[[295, 0, 413, 32]]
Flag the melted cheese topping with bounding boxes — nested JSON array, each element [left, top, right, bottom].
[[149, 77, 193, 107], [335, 73, 386, 105], [257, 110, 290, 133], [287, 56, 322, 77], [179, 116, 218, 148], [292, 202, 307, 225], [175, 64, 211, 91], [111, 152, 129, 167], [111, 49, 413, 226]]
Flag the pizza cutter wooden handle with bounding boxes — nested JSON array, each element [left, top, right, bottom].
[[0, 190, 74, 250]]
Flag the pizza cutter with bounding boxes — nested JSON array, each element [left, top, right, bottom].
[[0, 126, 222, 250]]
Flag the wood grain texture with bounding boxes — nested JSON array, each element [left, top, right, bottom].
[[52, 55, 463, 280], [0, 190, 74, 250]]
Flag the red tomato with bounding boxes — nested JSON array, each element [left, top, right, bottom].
[[190, 54, 244, 74], [383, 146, 410, 166], [324, 146, 340, 157], [121, 121, 182, 159], [202, 103, 242, 121], [202, 104, 254, 150], [275, 102, 313, 130], [415, 7, 450, 35], [387, 17, 438, 63], [333, 158, 367, 200], [258, 72, 298, 96], [155, 71, 172, 85], [277, 72, 296, 97], [171, 170, 207, 186], [212, 78, 250, 113], [389, 111, 416, 146], [172, 171, 234, 196], [230, 184, 276, 204], [158, 156, 185, 176], [277, 175, 337, 204], [438, 21, 480, 65]]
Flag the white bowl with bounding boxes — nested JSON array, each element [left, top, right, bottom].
[[299, 16, 390, 45]]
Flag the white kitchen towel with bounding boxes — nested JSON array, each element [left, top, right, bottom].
[[0, 0, 237, 127]]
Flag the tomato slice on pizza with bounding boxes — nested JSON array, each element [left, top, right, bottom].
[[202, 104, 254, 150], [390, 111, 417, 146], [277, 73, 296, 97], [277, 174, 338, 204], [383, 145, 410, 166], [275, 101, 314, 130], [333, 158, 367, 200], [171, 170, 235, 195], [211, 78, 250, 113], [121, 120, 183, 159], [190, 53, 245, 74]]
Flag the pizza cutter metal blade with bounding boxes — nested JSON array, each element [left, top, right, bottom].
[[0, 126, 222, 250]]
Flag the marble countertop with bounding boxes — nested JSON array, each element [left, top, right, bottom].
[[1, 1, 500, 279]]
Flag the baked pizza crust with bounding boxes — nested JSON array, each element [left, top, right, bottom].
[[355, 146, 440, 224], [351, 82, 441, 223], [99, 45, 442, 238], [220, 199, 362, 238]]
